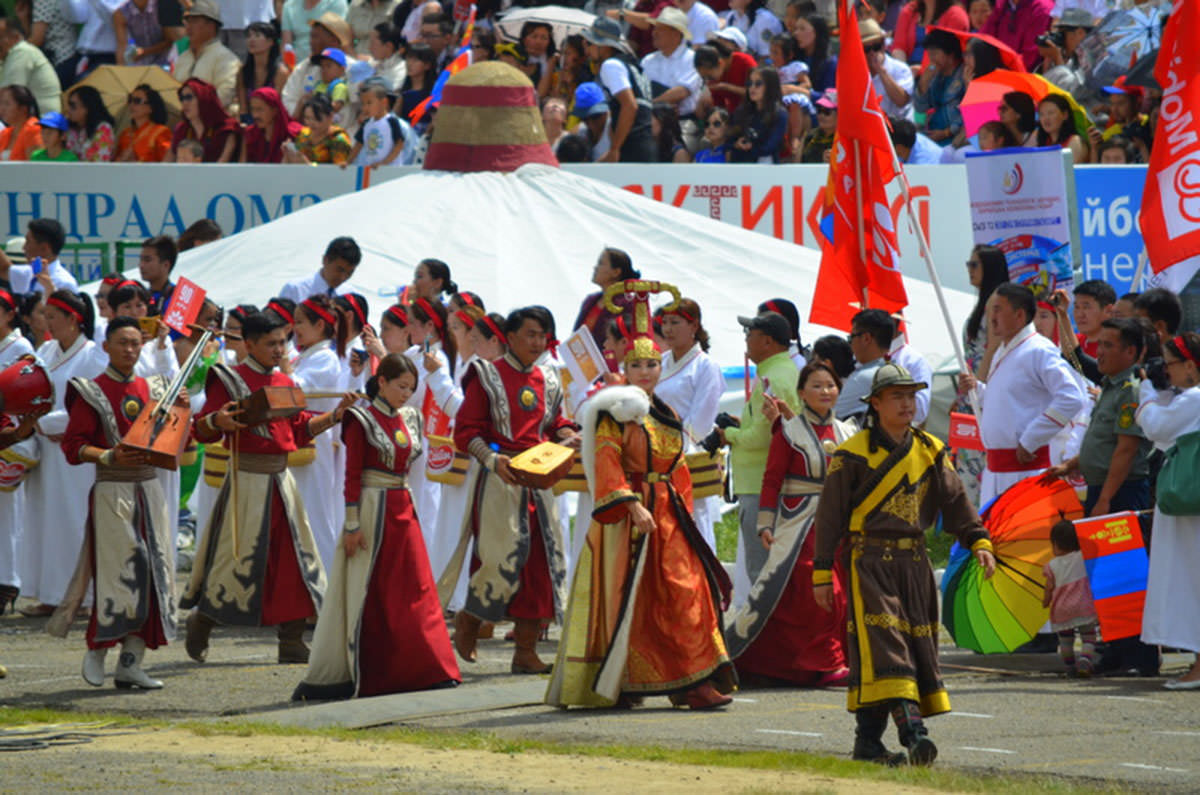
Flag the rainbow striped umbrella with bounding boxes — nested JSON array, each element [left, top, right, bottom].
[[942, 476, 1085, 653]]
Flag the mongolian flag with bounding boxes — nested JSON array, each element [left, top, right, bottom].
[[1073, 512, 1149, 642], [808, 0, 908, 331], [409, 6, 477, 124], [1137, 0, 1200, 293]]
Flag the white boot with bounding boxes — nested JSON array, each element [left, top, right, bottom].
[[81, 648, 108, 687], [114, 636, 163, 690]]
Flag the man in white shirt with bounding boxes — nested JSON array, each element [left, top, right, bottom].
[[889, 321, 933, 426], [279, 236, 361, 302], [961, 283, 1088, 505], [834, 309, 893, 422], [862, 18, 912, 120], [676, 0, 720, 45], [1, 219, 79, 295], [173, 0, 242, 113], [640, 7, 703, 118], [60, 0, 122, 72]]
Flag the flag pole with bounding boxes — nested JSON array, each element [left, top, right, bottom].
[[1131, 247, 1149, 291], [891, 155, 981, 415], [853, 140, 869, 308]]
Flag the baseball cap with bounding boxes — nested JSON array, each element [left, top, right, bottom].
[[1103, 75, 1144, 98], [737, 311, 791, 346], [815, 89, 838, 110], [320, 48, 347, 68], [574, 82, 608, 118], [707, 27, 748, 51], [863, 363, 928, 403], [38, 111, 69, 131]]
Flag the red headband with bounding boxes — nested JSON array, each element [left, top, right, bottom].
[[0, 289, 14, 311], [765, 300, 783, 315], [547, 337, 559, 356], [1172, 335, 1198, 367], [663, 306, 696, 324], [415, 298, 443, 332], [458, 293, 476, 308], [301, 298, 338, 329], [101, 274, 125, 287], [1037, 300, 1056, 314], [345, 295, 367, 328], [615, 316, 630, 340], [478, 315, 507, 345], [267, 300, 294, 325], [385, 305, 408, 326], [454, 309, 475, 330], [47, 296, 84, 324]]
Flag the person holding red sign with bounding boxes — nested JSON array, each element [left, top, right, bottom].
[[183, 310, 355, 666]]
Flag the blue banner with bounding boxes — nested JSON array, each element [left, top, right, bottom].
[[1073, 165, 1147, 296]]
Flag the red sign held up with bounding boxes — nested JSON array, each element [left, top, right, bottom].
[[161, 277, 206, 335]]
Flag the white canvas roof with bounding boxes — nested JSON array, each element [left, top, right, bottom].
[[173, 164, 975, 369]]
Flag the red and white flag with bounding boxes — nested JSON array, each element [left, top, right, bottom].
[[809, 0, 908, 331], [1138, 0, 1200, 292]]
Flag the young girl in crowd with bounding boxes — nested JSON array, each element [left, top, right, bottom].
[[404, 297, 456, 544], [695, 108, 732, 163], [1043, 519, 1099, 678]]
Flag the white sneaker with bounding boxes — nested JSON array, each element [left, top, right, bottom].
[[81, 648, 107, 687], [114, 637, 163, 690]]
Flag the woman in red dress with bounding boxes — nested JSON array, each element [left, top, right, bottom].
[[726, 362, 854, 686], [294, 354, 460, 700]]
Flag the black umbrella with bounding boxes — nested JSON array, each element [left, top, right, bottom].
[[1125, 49, 1159, 90]]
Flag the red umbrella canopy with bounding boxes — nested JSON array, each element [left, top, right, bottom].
[[927, 26, 1028, 73]]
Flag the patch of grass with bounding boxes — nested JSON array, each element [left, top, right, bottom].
[[716, 507, 739, 562], [0, 707, 1132, 795], [926, 526, 954, 570]]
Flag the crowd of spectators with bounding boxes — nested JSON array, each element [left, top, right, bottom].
[[0, 0, 1170, 165]]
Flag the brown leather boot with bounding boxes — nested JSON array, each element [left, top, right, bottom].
[[511, 619, 552, 674], [454, 611, 481, 663], [277, 619, 310, 664], [185, 610, 217, 663]]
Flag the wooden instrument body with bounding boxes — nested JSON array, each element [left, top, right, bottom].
[[508, 441, 574, 490], [120, 400, 193, 470], [237, 386, 306, 427]]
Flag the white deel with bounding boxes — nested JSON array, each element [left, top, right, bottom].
[[403, 343, 448, 553], [0, 330, 35, 592], [289, 339, 344, 572], [423, 352, 475, 596], [21, 335, 106, 606]]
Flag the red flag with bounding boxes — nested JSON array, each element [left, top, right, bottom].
[[1138, 0, 1200, 292], [809, 0, 907, 331]]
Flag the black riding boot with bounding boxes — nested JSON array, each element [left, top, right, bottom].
[[891, 699, 937, 766], [852, 706, 906, 766]]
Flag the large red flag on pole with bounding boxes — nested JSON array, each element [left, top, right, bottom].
[[808, 0, 908, 331], [1137, 0, 1200, 293]]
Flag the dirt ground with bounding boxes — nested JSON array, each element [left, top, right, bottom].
[[0, 724, 953, 794]]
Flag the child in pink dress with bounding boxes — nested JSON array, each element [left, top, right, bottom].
[[1043, 520, 1100, 677]]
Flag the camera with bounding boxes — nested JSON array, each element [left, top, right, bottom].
[[1143, 356, 1169, 391], [1037, 30, 1065, 49], [714, 412, 739, 430], [701, 429, 724, 456]]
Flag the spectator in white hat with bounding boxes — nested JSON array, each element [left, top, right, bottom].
[[640, 7, 704, 119]]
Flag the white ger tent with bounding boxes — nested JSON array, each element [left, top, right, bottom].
[[174, 163, 973, 370]]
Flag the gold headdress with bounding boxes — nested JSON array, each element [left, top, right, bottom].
[[602, 279, 681, 366]]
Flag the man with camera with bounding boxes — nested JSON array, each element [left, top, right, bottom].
[[1042, 317, 1160, 677], [718, 311, 801, 589], [1036, 9, 1094, 101]]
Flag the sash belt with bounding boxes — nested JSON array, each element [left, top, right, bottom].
[[986, 446, 1050, 473], [96, 465, 155, 483], [237, 452, 287, 474], [362, 469, 409, 490]]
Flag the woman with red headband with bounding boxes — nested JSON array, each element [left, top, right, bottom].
[[1137, 332, 1200, 690], [470, 313, 508, 363], [336, 293, 371, 395], [20, 291, 106, 617], [404, 298, 457, 547], [424, 302, 487, 610], [655, 297, 724, 553], [0, 288, 35, 613], [289, 294, 351, 572]]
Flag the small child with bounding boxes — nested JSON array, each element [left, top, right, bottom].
[[346, 82, 408, 169], [316, 48, 350, 116], [175, 138, 205, 163], [1043, 520, 1100, 677], [29, 112, 79, 162]]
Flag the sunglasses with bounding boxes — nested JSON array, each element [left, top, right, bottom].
[[817, 106, 835, 114], [706, 119, 725, 127], [179, 93, 197, 102], [966, 259, 981, 268], [749, 80, 765, 87], [128, 95, 148, 105]]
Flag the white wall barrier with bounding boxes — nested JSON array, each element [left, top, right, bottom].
[[1, 162, 1142, 296]]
